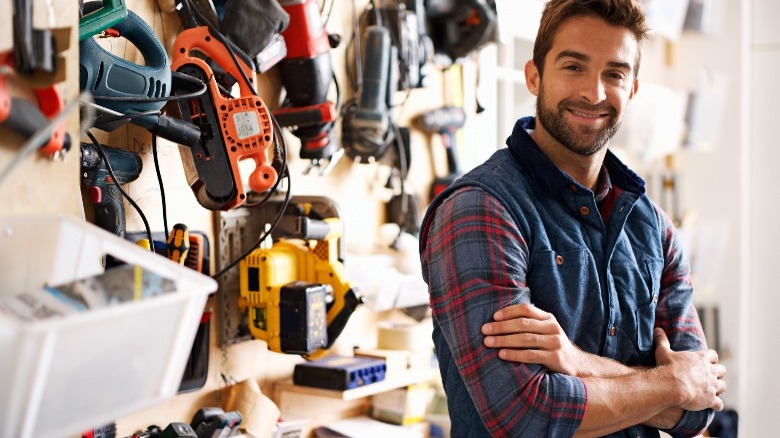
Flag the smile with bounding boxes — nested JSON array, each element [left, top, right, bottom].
[[567, 108, 606, 119]]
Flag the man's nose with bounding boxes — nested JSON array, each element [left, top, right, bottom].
[[580, 73, 606, 104]]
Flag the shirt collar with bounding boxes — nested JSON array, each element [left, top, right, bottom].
[[506, 116, 645, 196]]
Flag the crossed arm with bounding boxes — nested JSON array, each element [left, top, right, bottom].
[[483, 304, 726, 437], [422, 187, 725, 437]]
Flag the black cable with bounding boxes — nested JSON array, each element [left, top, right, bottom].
[[212, 171, 291, 279], [93, 74, 208, 102], [323, 0, 336, 26], [151, 134, 169, 242], [95, 109, 163, 126], [85, 129, 154, 251]]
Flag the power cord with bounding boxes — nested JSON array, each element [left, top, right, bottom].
[[84, 129, 154, 249], [151, 134, 169, 242]]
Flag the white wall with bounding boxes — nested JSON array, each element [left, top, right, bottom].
[[742, 0, 780, 434]]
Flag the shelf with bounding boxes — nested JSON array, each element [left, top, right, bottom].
[[275, 367, 436, 401]]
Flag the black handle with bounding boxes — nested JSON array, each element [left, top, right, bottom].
[[94, 182, 126, 238], [2, 97, 48, 139], [149, 115, 202, 147], [441, 128, 461, 174]]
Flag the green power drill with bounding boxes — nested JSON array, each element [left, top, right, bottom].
[[80, 142, 143, 238]]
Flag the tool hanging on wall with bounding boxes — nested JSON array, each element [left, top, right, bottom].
[[425, 0, 497, 66], [79, 1, 202, 147], [78, 0, 127, 41], [412, 105, 466, 199], [0, 54, 72, 159], [1, 0, 72, 160], [169, 26, 278, 210], [239, 196, 363, 358], [366, 0, 433, 91], [342, 25, 396, 163], [174, 0, 289, 74], [272, 0, 342, 175], [79, 141, 143, 238]]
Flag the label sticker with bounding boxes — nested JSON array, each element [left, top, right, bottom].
[[233, 111, 261, 140]]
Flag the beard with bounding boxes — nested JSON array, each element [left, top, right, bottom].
[[536, 85, 621, 157]]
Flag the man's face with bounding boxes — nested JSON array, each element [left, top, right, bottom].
[[526, 15, 639, 156]]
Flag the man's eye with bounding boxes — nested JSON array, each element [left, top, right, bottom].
[[564, 65, 581, 71], [606, 72, 625, 80]]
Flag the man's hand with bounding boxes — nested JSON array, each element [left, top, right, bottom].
[[482, 303, 587, 376], [653, 328, 727, 412]]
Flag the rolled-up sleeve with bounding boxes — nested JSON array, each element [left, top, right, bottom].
[[422, 187, 587, 437]]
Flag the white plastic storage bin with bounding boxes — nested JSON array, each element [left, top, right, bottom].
[[0, 214, 217, 438]]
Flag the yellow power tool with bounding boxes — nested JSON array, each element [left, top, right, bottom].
[[239, 203, 362, 357]]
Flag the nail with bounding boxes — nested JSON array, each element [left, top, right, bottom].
[[485, 336, 494, 346], [483, 324, 492, 334], [494, 310, 503, 319]]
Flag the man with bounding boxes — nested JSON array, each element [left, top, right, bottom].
[[419, 0, 727, 436]]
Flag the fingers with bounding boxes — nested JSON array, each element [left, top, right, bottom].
[[653, 327, 671, 350], [494, 347, 552, 365], [493, 303, 551, 322], [482, 316, 558, 336], [484, 332, 564, 350], [716, 363, 727, 379], [704, 349, 719, 364], [717, 377, 727, 396]]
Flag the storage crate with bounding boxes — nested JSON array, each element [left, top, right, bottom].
[[0, 214, 217, 438]]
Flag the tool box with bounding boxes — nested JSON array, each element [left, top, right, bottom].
[[0, 214, 216, 438]]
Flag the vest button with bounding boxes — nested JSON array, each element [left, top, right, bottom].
[[580, 206, 590, 215], [555, 255, 564, 265], [609, 326, 616, 336], [653, 294, 659, 303]]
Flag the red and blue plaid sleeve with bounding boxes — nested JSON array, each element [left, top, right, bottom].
[[422, 187, 587, 436], [653, 205, 715, 437]]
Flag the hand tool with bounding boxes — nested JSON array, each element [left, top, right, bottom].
[[79, 1, 202, 147], [80, 141, 143, 238], [239, 200, 363, 357], [167, 223, 190, 265], [412, 106, 466, 198], [273, 0, 340, 173], [169, 26, 277, 210]]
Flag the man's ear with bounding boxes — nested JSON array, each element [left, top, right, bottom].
[[525, 60, 540, 96], [628, 79, 639, 102]]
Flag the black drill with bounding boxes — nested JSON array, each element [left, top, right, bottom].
[[80, 142, 143, 238], [412, 106, 467, 199]]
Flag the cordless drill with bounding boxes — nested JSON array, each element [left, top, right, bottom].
[[80, 142, 143, 238], [412, 106, 467, 199]]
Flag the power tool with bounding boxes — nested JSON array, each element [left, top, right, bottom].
[[426, 0, 497, 65], [273, 0, 341, 173], [412, 106, 466, 199], [78, 0, 127, 41], [190, 407, 242, 438], [79, 1, 201, 147], [80, 141, 143, 238], [169, 26, 278, 210], [239, 200, 363, 357], [342, 25, 395, 163], [367, 0, 433, 91]]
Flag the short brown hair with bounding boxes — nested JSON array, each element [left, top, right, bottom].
[[533, 0, 649, 78]]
